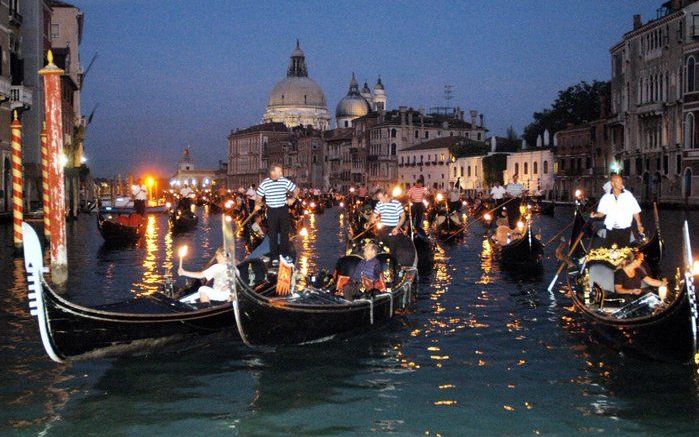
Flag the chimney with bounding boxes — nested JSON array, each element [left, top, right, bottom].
[[633, 14, 642, 30], [454, 106, 461, 120], [479, 113, 484, 128], [399, 106, 407, 125], [469, 110, 478, 128], [408, 109, 413, 126]]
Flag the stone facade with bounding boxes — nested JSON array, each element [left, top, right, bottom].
[[226, 122, 289, 188], [609, 0, 699, 204]]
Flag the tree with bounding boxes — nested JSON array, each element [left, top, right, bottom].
[[523, 80, 610, 147]]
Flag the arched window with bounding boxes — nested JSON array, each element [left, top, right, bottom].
[[415, 130, 419, 139], [533, 161, 538, 174], [524, 162, 529, 174], [543, 160, 549, 174], [685, 168, 693, 197], [390, 143, 397, 155], [391, 128, 397, 138], [685, 112, 695, 149], [687, 56, 696, 92], [514, 163, 519, 175]]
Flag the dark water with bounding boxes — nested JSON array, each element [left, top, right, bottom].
[[1, 206, 698, 436]]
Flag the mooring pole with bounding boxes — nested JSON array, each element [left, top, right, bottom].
[[11, 111, 23, 251], [40, 123, 50, 241], [39, 50, 68, 285]]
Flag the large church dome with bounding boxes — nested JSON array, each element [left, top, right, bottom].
[[263, 40, 330, 130]]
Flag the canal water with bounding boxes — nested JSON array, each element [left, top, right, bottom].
[[0, 207, 698, 435]]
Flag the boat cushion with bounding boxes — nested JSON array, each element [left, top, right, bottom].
[[588, 263, 615, 293]]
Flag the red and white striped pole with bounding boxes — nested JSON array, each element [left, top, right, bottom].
[[40, 122, 50, 240], [39, 50, 68, 285], [10, 110, 23, 250]]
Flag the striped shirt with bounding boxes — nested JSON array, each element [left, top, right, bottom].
[[407, 186, 428, 203], [374, 200, 404, 227], [256, 177, 297, 208]]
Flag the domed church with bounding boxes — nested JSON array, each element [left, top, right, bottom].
[[262, 40, 330, 130], [336, 74, 387, 128]]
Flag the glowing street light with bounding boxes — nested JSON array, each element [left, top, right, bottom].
[[392, 185, 403, 198]]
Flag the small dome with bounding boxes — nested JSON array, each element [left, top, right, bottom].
[[336, 95, 370, 118], [374, 76, 384, 91]]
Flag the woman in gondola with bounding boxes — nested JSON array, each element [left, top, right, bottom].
[[614, 251, 667, 296], [178, 248, 231, 304]]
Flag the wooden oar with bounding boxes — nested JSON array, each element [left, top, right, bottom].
[[441, 197, 519, 243], [351, 221, 378, 241], [542, 219, 575, 247], [547, 230, 585, 292]]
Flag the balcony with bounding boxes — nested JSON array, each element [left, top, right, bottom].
[[10, 85, 32, 109]]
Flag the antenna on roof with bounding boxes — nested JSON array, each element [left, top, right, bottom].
[[444, 84, 454, 105]]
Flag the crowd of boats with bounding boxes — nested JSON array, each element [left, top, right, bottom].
[[19, 185, 699, 368]]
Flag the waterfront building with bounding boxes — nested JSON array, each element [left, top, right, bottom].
[[505, 145, 555, 198], [170, 147, 218, 190], [323, 127, 353, 191], [262, 41, 330, 131], [608, 0, 699, 204], [227, 122, 289, 188]]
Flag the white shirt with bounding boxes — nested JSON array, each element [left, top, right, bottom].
[[202, 263, 229, 293], [490, 186, 507, 200], [506, 182, 524, 197], [597, 190, 641, 230], [132, 185, 147, 201], [246, 187, 256, 199]]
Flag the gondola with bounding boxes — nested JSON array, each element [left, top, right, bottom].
[[564, 221, 698, 364], [21, 223, 241, 362], [97, 211, 146, 244], [231, 234, 419, 346], [170, 205, 198, 233], [495, 224, 544, 268], [432, 211, 465, 242]]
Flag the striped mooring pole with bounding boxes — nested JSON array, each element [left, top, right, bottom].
[[40, 122, 50, 240], [40, 49, 68, 286], [11, 110, 23, 250]]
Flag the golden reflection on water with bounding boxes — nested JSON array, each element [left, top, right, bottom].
[[136, 215, 160, 295], [478, 238, 493, 284]]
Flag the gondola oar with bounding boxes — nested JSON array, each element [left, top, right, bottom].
[[542, 219, 575, 247], [441, 197, 519, 243], [547, 230, 585, 292], [351, 221, 378, 241]]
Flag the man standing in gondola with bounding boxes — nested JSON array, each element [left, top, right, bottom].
[[371, 188, 406, 242], [407, 178, 429, 228], [590, 174, 644, 248], [132, 179, 148, 215], [255, 163, 299, 265]]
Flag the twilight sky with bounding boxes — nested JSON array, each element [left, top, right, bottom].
[[74, 0, 662, 178]]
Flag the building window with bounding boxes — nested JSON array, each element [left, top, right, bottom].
[[543, 160, 548, 174], [685, 112, 695, 149], [460, 166, 464, 177], [514, 163, 519, 175], [676, 154, 682, 174], [687, 56, 696, 92], [533, 161, 538, 174], [415, 130, 419, 139], [51, 24, 60, 39], [524, 162, 528, 174], [391, 143, 396, 155], [425, 131, 429, 139], [467, 166, 471, 177], [685, 168, 693, 197], [391, 128, 396, 138]]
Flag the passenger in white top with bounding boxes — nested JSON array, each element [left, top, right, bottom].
[[505, 174, 524, 198], [179, 185, 194, 198], [490, 182, 507, 200], [179, 248, 231, 304], [591, 174, 644, 248]]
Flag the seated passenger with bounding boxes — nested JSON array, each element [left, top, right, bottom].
[[179, 248, 231, 304], [251, 213, 265, 238], [343, 243, 383, 300], [614, 252, 666, 296]]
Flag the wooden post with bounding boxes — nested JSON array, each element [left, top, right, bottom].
[[11, 111, 23, 250], [39, 50, 68, 285], [40, 123, 50, 240]]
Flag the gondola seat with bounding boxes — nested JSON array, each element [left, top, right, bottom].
[[238, 258, 269, 290], [587, 263, 629, 310]]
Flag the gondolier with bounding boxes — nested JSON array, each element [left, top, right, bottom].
[[590, 174, 644, 248], [255, 163, 299, 264], [132, 179, 148, 215], [371, 188, 406, 240], [407, 178, 428, 227]]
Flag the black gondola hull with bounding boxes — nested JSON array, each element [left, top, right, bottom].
[[97, 214, 145, 244], [497, 234, 544, 268]]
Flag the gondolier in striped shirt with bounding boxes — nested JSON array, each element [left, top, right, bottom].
[[371, 188, 406, 241], [255, 163, 299, 263]]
